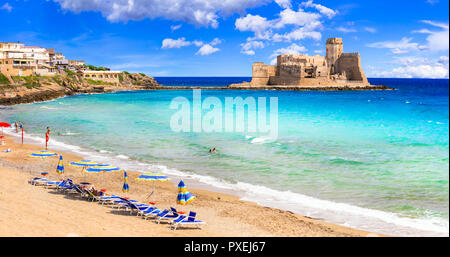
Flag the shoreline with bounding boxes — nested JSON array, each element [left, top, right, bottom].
[[0, 133, 381, 237], [1, 83, 395, 107]]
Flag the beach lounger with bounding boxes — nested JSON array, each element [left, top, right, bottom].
[[143, 208, 163, 220], [116, 199, 150, 214], [170, 211, 206, 230], [156, 207, 179, 224]]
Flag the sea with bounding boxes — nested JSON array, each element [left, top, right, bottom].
[[0, 77, 448, 236]]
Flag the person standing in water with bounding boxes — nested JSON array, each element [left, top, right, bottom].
[[212, 148, 216, 153]]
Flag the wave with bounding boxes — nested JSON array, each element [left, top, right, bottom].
[[3, 128, 448, 236], [247, 136, 276, 144], [40, 106, 58, 110]]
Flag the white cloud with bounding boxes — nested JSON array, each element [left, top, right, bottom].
[[272, 43, 307, 56], [161, 37, 192, 48], [240, 40, 264, 55], [0, 3, 12, 12], [161, 37, 222, 55], [426, 0, 439, 5], [235, 1, 336, 55], [336, 26, 357, 33], [170, 24, 182, 31], [53, 0, 270, 28], [235, 14, 272, 39], [366, 37, 427, 54], [300, 0, 338, 19], [273, 8, 321, 29], [364, 27, 376, 33], [275, 0, 291, 9], [375, 56, 449, 78], [414, 20, 449, 52], [196, 44, 220, 55], [210, 38, 222, 46]]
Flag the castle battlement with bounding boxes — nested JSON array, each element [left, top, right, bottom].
[[249, 38, 370, 87]]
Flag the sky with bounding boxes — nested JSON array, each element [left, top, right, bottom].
[[0, 0, 448, 78]]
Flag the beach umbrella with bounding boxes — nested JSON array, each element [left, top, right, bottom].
[[56, 155, 64, 177], [122, 170, 130, 194], [136, 173, 171, 203], [28, 150, 59, 158], [70, 160, 98, 180], [0, 122, 11, 136], [176, 180, 196, 205], [85, 164, 120, 187]]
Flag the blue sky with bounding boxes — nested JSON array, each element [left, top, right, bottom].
[[0, 0, 448, 77]]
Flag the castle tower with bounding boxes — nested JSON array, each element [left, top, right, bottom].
[[326, 38, 343, 74]]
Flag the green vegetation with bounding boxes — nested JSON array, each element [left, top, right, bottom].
[[123, 71, 131, 75], [0, 73, 9, 84], [139, 73, 146, 77], [86, 79, 114, 86], [10, 75, 41, 89], [118, 73, 124, 83], [85, 64, 109, 71], [64, 69, 76, 76]]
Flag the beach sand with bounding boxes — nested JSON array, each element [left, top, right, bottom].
[[0, 135, 383, 237]]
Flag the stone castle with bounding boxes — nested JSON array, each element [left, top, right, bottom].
[[248, 38, 371, 87]]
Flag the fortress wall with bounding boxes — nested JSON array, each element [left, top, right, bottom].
[[336, 53, 368, 82], [250, 62, 276, 86]]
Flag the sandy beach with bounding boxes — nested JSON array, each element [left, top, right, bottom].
[[0, 134, 383, 237]]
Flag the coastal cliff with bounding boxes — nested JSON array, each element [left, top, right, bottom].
[[0, 72, 161, 105]]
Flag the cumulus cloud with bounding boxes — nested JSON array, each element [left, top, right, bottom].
[[235, 14, 272, 39], [300, 0, 337, 19], [413, 20, 449, 52], [235, 0, 336, 55], [240, 40, 264, 55], [269, 43, 308, 64], [53, 0, 270, 28], [375, 56, 449, 78], [274, 0, 292, 9], [161, 37, 192, 49], [196, 44, 220, 55], [366, 37, 427, 54], [162, 37, 221, 55]]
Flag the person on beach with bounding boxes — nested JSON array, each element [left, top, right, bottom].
[[14, 122, 18, 133], [45, 127, 51, 150]]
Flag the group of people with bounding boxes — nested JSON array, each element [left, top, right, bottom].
[[13, 122, 23, 133], [208, 148, 216, 153]]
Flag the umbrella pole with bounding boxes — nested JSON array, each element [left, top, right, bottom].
[[153, 181, 156, 203]]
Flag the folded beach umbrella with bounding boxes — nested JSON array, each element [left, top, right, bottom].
[[29, 150, 59, 158], [176, 180, 196, 205], [56, 155, 64, 176], [122, 170, 130, 193], [136, 173, 171, 202]]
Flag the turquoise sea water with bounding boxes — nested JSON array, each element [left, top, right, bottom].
[[1, 78, 448, 236]]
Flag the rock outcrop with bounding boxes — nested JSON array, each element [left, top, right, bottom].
[[0, 72, 161, 105]]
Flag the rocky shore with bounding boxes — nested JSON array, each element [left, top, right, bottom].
[[0, 72, 161, 106]]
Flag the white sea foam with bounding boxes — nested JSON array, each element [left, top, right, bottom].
[[40, 106, 58, 110], [249, 136, 275, 144], [3, 128, 448, 236]]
